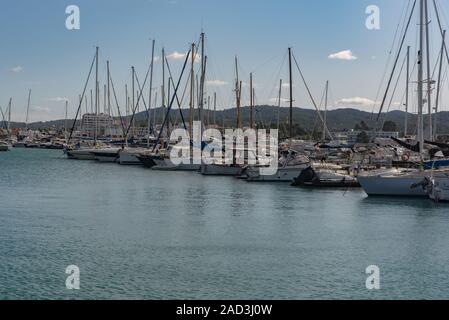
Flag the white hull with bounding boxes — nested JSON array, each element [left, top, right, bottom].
[[358, 170, 428, 197], [246, 164, 308, 182], [200, 164, 243, 176]]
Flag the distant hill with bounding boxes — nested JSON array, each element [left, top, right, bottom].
[[5, 106, 449, 135]]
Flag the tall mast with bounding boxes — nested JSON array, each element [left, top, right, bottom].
[[65, 100, 68, 140], [424, 0, 433, 140], [189, 42, 195, 138], [213, 92, 217, 126], [103, 84, 107, 114], [84, 94, 87, 114], [207, 95, 211, 127], [434, 30, 446, 139], [94, 46, 99, 146], [250, 72, 253, 129], [277, 79, 282, 130], [322, 80, 329, 141], [162, 47, 166, 130], [418, 0, 425, 155], [167, 77, 171, 136], [132, 66, 135, 138], [405, 46, 410, 137], [8, 98, 12, 133], [148, 39, 155, 147], [90, 89, 93, 114], [25, 89, 31, 130], [235, 56, 240, 129], [80, 95, 84, 132], [107, 61, 111, 116], [237, 80, 242, 129], [200, 32, 205, 134], [288, 47, 293, 142]]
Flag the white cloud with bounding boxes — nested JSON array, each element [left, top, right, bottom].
[[206, 80, 228, 87], [269, 97, 289, 104], [10, 65, 24, 73], [281, 83, 295, 88], [328, 50, 358, 61], [32, 106, 51, 113], [337, 97, 376, 107], [165, 51, 201, 63], [166, 51, 187, 61], [49, 97, 69, 102]]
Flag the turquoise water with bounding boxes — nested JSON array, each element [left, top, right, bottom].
[[1, 148, 449, 299]]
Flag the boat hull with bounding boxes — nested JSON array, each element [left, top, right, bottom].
[[246, 165, 308, 182], [66, 149, 96, 160], [136, 155, 156, 168], [357, 173, 428, 197], [118, 149, 143, 165], [200, 164, 243, 176], [92, 151, 120, 163]]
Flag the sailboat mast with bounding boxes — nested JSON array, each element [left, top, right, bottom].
[[288, 47, 293, 141], [94, 46, 99, 146], [65, 100, 68, 140], [132, 66, 135, 138], [424, 0, 433, 140], [25, 89, 31, 130], [235, 56, 240, 129], [8, 98, 12, 133], [148, 39, 155, 147], [162, 48, 166, 132], [405, 46, 410, 137], [190, 42, 195, 138], [418, 0, 425, 155], [213, 92, 217, 126], [107, 61, 111, 116], [250, 72, 253, 129], [277, 79, 282, 131], [434, 30, 446, 139], [322, 80, 329, 141], [200, 32, 205, 135]]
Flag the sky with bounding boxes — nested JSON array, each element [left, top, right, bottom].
[[0, 0, 449, 122]]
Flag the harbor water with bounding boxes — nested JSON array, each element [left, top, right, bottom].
[[1, 149, 449, 299]]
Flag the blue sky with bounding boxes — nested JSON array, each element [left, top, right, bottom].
[[1, 0, 448, 122]]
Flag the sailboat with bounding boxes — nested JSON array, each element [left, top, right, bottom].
[[245, 48, 313, 182], [67, 47, 101, 160], [0, 99, 13, 151], [0, 141, 11, 152], [358, 0, 449, 197]]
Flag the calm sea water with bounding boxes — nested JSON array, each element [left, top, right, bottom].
[[1, 148, 449, 300]]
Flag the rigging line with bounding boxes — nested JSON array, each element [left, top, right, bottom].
[[109, 70, 127, 137], [0, 106, 8, 131], [432, 0, 449, 67], [266, 51, 288, 106], [68, 52, 97, 144], [134, 71, 150, 113], [165, 56, 189, 130], [370, 0, 413, 116], [376, 0, 417, 122], [123, 58, 154, 139], [310, 84, 327, 139], [291, 52, 333, 140], [152, 49, 191, 152], [380, 51, 408, 130]]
